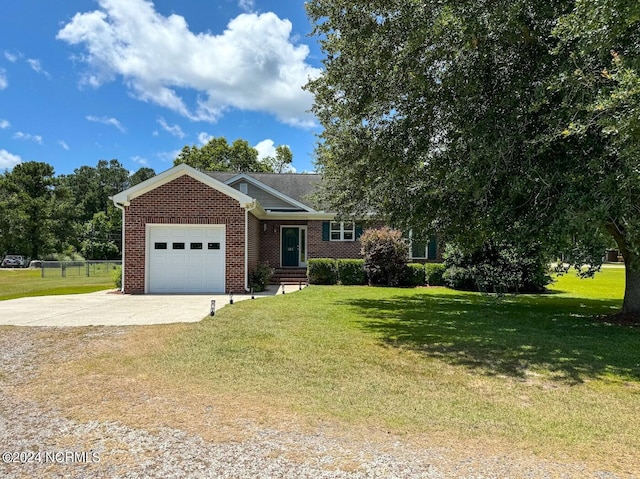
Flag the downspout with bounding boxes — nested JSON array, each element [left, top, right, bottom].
[[112, 200, 126, 293], [245, 200, 258, 292]]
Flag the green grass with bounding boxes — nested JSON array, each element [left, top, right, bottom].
[[140, 265, 638, 470], [0, 268, 114, 301], [548, 264, 626, 299]]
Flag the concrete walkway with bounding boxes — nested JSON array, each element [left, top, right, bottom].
[[0, 286, 289, 327]]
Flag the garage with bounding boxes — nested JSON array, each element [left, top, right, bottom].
[[147, 225, 225, 294]]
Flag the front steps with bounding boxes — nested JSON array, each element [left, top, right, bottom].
[[271, 267, 308, 285]]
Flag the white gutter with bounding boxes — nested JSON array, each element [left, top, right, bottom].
[[111, 198, 126, 293], [244, 200, 258, 292]]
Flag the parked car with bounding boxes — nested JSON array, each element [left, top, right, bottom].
[[29, 259, 43, 268], [1, 254, 28, 268]]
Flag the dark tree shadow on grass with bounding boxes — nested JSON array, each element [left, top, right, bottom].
[[341, 292, 640, 384]]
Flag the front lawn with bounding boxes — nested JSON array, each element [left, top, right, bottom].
[[156, 268, 640, 470], [28, 266, 639, 474], [0, 268, 114, 301]]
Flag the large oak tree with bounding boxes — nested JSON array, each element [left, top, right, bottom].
[[306, 0, 640, 319]]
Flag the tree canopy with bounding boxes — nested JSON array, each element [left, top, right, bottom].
[[0, 162, 71, 259], [263, 145, 294, 173], [306, 0, 640, 317], [173, 136, 292, 173]]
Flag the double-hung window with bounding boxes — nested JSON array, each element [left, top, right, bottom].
[[330, 222, 355, 241], [408, 230, 438, 260]]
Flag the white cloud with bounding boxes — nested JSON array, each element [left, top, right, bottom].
[[4, 51, 19, 62], [13, 132, 43, 144], [131, 155, 149, 166], [0, 149, 21, 170], [198, 132, 213, 145], [254, 139, 276, 159], [157, 117, 185, 138], [57, 0, 320, 127], [0, 70, 7, 90], [58, 140, 70, 150], [253, 139, 296, 172], [158, 149, 182, 163], [27, 59, 51, 78], [86, 115, 126, 133], [238, 0, 255, 13], [0, 119, 10, 129]]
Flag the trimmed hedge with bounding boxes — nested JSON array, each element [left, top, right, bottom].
[[424, 263, 445, 286], [307, 258, 338, 285], [403, 263, 426, 286], [337, 259, 366, 285]]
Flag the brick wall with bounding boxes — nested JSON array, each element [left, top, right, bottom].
[[258, 220, 362, 267], [307, 221, 362, 259], [123, 174, 247, 293], [259, 220, 307, 267]]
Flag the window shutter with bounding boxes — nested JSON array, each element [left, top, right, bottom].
[[428, 237, 437, 260], [355, 224, 363, 239], [322, 222, 330, 241]]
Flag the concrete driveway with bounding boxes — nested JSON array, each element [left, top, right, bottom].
[[0, 286, 285, 327]]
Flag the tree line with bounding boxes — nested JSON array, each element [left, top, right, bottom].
[[0, 137, 293, 261], [0, 159, 155, 261]]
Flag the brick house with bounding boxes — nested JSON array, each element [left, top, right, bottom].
[[111, 163, 438, 294]]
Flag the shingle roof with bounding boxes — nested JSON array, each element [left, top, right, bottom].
[[205, 172, 322, 209]]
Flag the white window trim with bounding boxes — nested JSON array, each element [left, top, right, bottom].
[[408, 230, 433, 260], [410, 242, 429, 259], [330, 221, 355, 242]]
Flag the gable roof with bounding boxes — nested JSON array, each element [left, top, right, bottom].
[[206, 172, 322, 211], [111, 163, 255, 207]]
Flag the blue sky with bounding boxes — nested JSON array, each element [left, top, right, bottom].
[[0, 0, 324, 175]]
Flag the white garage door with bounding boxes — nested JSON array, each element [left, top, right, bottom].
[[147, 225, 225, 294]]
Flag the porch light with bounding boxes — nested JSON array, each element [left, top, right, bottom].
[[263, 223, 267, 233], [210, 300, 216, 316]]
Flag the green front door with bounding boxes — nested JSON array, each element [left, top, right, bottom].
[[282, 228, 299, 267]]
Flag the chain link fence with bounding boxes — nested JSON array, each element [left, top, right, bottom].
[[40, 260, 122, 278]]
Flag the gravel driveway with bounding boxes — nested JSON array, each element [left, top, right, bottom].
[[0, 327, 633, 479]]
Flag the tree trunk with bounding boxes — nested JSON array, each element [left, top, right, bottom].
[[621, 264, 640, 316], [606, 222, 640, 324]]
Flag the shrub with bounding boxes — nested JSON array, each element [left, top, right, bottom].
[[443, 242, 551, 293], [337, 259, 366, 285], [402, 263, 426, 287], [249, 263, 274, 292], [307, 258, 338, 285], [442, 264, 475, 290], [424, 263, 446, 286], [111, 266, 122, 289], [360, 227, 409, 286]]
